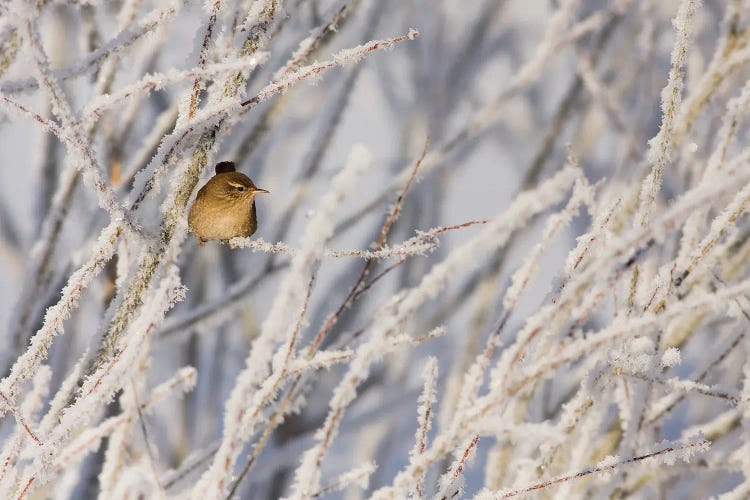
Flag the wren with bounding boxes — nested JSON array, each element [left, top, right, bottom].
[[188, 161, 269, 247]]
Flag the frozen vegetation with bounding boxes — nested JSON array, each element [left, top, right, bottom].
[[0, 0, 749, 498]]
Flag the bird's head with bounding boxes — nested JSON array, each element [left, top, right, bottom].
[[206, 162, 269, 203]]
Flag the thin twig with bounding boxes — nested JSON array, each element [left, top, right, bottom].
[[482, 440, 709, 499]]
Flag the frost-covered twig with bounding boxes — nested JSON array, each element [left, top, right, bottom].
[[435, 436, 479, 500], [229, 219, 485, 258], [370, 357, 439, 499], [627, 372, 744, 405], [377, 162, 750, 487], [0, 389, 41, 447], [636, 0, 700, 228], [309, 461, 375, 498], [0, 93, 62, 138], [474, 439, 710, 499]]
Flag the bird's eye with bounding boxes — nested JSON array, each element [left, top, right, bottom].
[[237, 186, 245, 192]]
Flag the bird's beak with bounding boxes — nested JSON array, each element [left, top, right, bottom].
[[253, 188, 270, 194]]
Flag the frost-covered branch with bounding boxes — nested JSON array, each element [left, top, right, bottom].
[[475, 439, 710, 499], [636, 0, 699, 228]]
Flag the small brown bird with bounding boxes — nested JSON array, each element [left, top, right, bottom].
[[188, 161, 269, 247]]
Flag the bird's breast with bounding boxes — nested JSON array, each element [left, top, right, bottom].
[[188, 197, 257, 240]]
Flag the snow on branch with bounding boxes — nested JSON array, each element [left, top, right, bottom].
[[636, 0, 700, 228], [474, 438, 710, 499], [308, 461, 375, 498], [436, 436, 480, 499], [0, 93, 62, 138], [228, 220, 486, 259], [372, 357, 438, 499]]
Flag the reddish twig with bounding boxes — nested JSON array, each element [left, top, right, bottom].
[[0, 94, 62, 138], [0, 389, 41, 447], [493, 440, 709, 498]]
